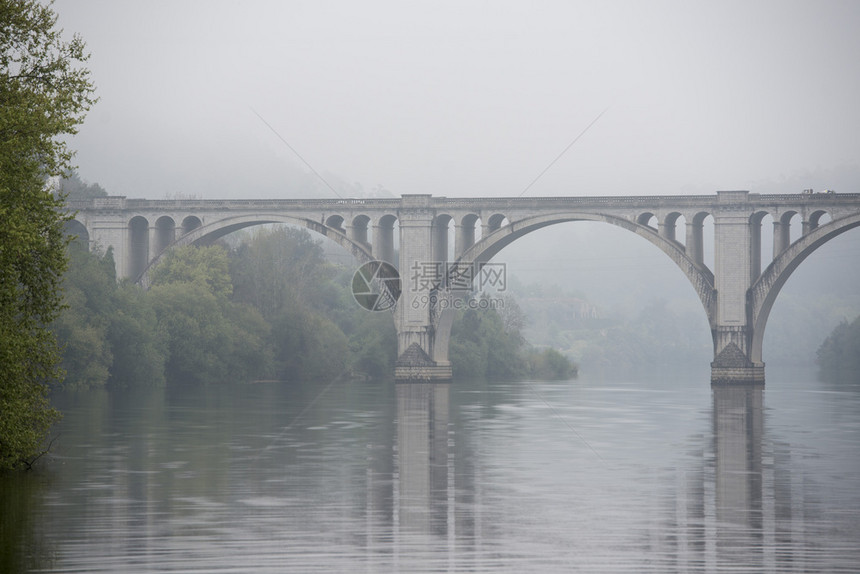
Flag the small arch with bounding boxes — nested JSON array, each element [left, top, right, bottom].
[[487, 213, 508, 232], [351, 214, 371, 246], [181, 216, 202, 235], [779, 211, 797, 225], [129, 216, 149, 280], [155, 216, 176, 254], [63, 219, 89, 250], [808, 210, 831, 231], [749, 211, 769, 225], [326, 215, 346, 234], [637, 212, 658, 230], [661, 212, 683, 243]]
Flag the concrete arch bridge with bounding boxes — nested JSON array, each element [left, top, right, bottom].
[[66, 190, 860, 384]]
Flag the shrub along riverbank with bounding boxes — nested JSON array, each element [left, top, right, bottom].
[[817, 314, 860, 383]]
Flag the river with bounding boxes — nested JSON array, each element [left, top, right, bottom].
[[2, 367, 859, 573]]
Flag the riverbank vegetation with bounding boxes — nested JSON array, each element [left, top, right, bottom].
[[1, 0, 97, 470], [53, 226, 575, 390], [817, 315, 860, 383]]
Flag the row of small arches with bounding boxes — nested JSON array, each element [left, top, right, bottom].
[[635, 209, 832, 238], [324, 212, 510, 263], [66, 215, 203, 279], [635, 209, 833, 276], [68, 207, 835, 281]]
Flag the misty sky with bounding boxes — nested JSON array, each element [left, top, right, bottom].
[[56, 0, 860, 200]]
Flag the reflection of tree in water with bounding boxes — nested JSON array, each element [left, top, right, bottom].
[[0, 472, 53, 572]]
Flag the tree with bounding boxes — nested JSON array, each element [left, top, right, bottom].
[[151, 244, 233, 299], [51, 246, 167, 390], [0, 0, 97, 469], [60, 170, 107, 199], [817, 315, 860, 383], [149, 245, 273, 384]]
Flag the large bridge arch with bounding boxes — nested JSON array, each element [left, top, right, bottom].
[[430, 211, 719, 370], [138, 213, 374, 288], [749, 212, 860, 364], [459, 211, 716, 325]]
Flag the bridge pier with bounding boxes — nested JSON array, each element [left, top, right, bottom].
[[710, 191, 765, 385], [710, 326, 766, 384], [394, 195, 453, 383]]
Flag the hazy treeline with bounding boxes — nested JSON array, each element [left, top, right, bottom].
[[450, 295, 576, 381], [54, 226, 576, 389], [507, 279, 711, 374], [52, 228, 396, 388], [817, 315, 860, 382]]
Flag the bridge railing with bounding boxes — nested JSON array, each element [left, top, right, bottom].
[[65, 197, 404, 211], [64, 192, 860, 214]]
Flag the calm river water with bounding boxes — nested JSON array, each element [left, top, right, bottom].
[[2, 367, 859, 573]]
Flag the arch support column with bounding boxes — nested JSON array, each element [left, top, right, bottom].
[[373, 220, 396, 264], [773, 220, 790, 257], [394, 195, 452, 382], [686, 220, 704, 265], [454, 221, 477, 260]]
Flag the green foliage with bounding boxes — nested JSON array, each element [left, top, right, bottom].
[[59, 171, 106, 199], [148, 244, 272, 384], [450, 305, 518, 380], [107, 284, 166, 388], [149, 281, 272, 384], [231, 226, 329, 314], [525, 347, 578, 380], [0, 0, 97, 178], [817, 315, 860, 383], [230, 226, 397, 381], [52, 247, 167, 390], [1, 0, 96, 470], [270, 305, 348, 381], [449, 337, 485, 379], [347, 311, 398, 379], [151, 245, 233, 299], [449, 298, 577, 381], [56, 227, 401, 386], [56, 222, 582, 390]]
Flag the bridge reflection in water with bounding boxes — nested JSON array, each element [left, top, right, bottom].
[[394, 383, 454, 563], [6, 376, 856, 572], [390, 380, 834, 572], [710, 385, 767, 570]]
